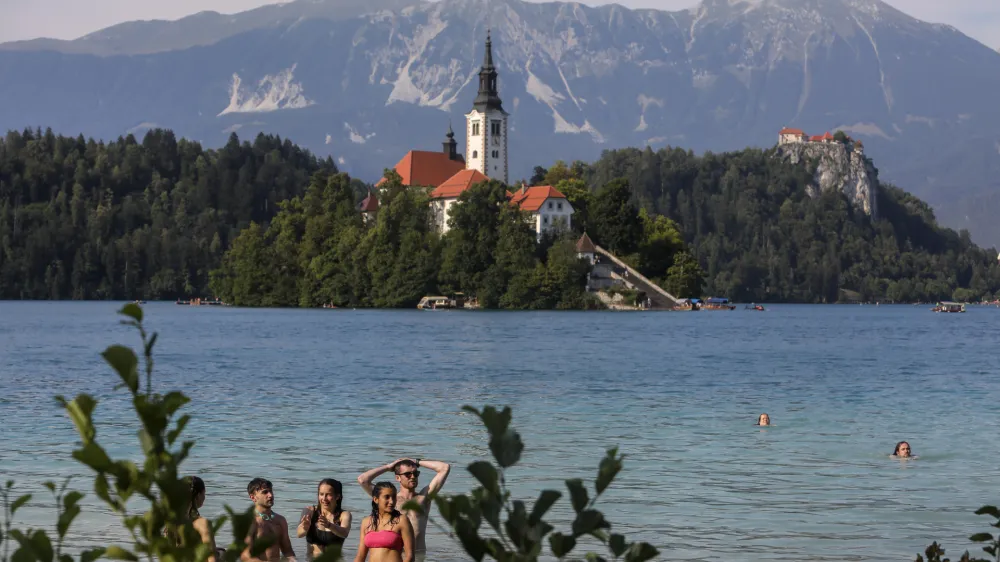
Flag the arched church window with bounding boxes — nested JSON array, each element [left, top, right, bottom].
[[472, 150, 478, 158]]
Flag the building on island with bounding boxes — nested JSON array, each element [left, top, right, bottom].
[[509, 185, 573, 239], [576, 232, 596, 265], [359, 190, 378, 223], [378, 30, 574, 238]]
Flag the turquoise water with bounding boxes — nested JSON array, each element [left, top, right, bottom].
[[1, 302, 998, 560]]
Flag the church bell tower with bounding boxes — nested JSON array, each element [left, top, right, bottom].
[[465, 29, 509, 185]]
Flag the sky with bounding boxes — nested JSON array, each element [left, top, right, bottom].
[[1, 0, 999, 49]]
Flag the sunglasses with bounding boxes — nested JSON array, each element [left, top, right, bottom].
[[397, 470, 420, 478]]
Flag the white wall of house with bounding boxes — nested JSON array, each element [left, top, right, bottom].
[[432, 198, 461, 234], [531, 198, 574, 239]]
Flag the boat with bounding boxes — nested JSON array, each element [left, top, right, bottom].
[[745, 303, 765, 311], [417, 296, 457, 310], [931, 301, 966, 313], [702, 297, 736, 311]]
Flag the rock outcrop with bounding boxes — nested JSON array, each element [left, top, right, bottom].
[[778, 141, 879, 218]]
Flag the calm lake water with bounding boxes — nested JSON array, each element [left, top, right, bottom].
[[1, 302, 999, 560]]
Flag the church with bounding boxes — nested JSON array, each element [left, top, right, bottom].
[[367, 31, 574, 238]]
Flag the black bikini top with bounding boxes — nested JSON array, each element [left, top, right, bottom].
[[306, 510, 345, 547]]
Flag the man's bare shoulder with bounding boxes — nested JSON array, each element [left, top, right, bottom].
[[271, 513, 289, 526]]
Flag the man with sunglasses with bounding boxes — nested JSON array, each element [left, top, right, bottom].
[[358, 457, 451, 561]]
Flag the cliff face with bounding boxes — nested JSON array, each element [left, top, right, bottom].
[[778, 141, 879, 218]]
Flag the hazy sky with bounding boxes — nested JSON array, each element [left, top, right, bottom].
[[2, 0, 999, 48]]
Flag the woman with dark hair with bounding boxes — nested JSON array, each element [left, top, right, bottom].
[[298, 478, 353, 560], [166, 476, 222, 561], [353, 482, 414, 562], [891, 441, 914, 458], [756, 413, 771, 426]]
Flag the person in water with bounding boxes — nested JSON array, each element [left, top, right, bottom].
[[892, 441, 913, 458], [298, 478, 352, 560], [358, 458, 450, 562], [353, 482, 414, 562], [756, 413, 771, 426], [241, 478, 296, 562], [166, 476, 223, 561]]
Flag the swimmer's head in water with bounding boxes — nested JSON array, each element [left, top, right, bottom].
[[394, 459, 420, 491], [247, 477, 274, 508], [894, 441, 911, 457], [317, 478, 343, 514], [757, 413, 770, 426]]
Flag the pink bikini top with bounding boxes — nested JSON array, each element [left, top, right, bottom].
[[364, 530, 403, 551]]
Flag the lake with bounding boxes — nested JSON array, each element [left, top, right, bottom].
[[1, 302, 998, 560]]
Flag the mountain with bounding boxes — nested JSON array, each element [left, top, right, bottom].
[[2, 0, 1000, 244], [0, 0, 420, 56]]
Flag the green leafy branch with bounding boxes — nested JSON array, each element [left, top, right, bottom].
[[918, 506, 1000, 562], [404, 405, 659, 561]]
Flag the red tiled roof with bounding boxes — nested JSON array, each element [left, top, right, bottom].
[[378, 150, 466, 188], [430, 169, 489, 199], [576, 232, 596, 253], [359, 192, 378, 212], [509, 185, 568, 212], [779, 127, 806, 135]]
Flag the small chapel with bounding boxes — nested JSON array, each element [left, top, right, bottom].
[[368, 30, 574, 238]]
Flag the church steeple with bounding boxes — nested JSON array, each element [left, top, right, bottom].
[[473, 29, 504, 113], [442, 121, 459, 161]]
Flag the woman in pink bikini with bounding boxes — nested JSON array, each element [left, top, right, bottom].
[[353, 482, 414, 562]]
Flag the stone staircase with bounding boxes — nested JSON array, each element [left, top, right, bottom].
[[592, 244, 681, 310]]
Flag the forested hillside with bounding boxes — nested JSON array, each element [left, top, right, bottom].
[[534, 147, 1000, 303], [0, 129, 337, 299]]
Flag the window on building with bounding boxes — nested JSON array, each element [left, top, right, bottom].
[[472, 123, 480, 136], [547, 201, 553, 209], [472, 150, 478, 158], [491, 121, 501, 136], [543, 216, 549, 225], [557, 202, 563, 210]]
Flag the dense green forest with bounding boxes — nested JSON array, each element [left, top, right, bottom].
[[207, 171, 698, 308], [0, 128, 338, 299], [3, 127, 998, 304], [531, 147, 1000, 303]]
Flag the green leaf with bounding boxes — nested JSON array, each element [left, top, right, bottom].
[[10, 494, 31, 515], [489, 428, 524, 468], [549, 532, 577, 557], [62, 491, 84, 510], [72, 442, 113, 472], [167, 415, 190, 446], [57, 504, 81, 539], [162, 391, 190, 416], [119, 303, 143, 323], [529, 490, 562, 525], [585, 554, 608, 562], [104, 546, 138, 561], [571, 509, 610, 537], [565, 479, 589, 513], [467, 461, 501, 496], [59, 395, 98, 444], [102, 345, 139, 394], [596, 448, 623, 496], [623, 542, 659, 562], [609, 533, 628, 557], [454, 521, 487, 561], [43, 481, 55, 493], [311, 544, 343, 562], [970, 533, 994, 543], [976, 506, 1000, 519], [29, 529, 54, 562]]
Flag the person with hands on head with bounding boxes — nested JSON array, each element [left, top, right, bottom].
[[357, 457, 451, 562]]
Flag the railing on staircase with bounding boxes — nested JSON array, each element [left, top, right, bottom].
[[593, 244, 681, 308]]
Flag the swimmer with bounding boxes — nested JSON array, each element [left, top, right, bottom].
[[353, 482, 414, 562], [298, 478, 352, 560], [891, 441, 914, 459], [166, 476, 223, 562], [756, 413, 771, 426], [358, 458, 450, 562], [241, 478, 296, 562]]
